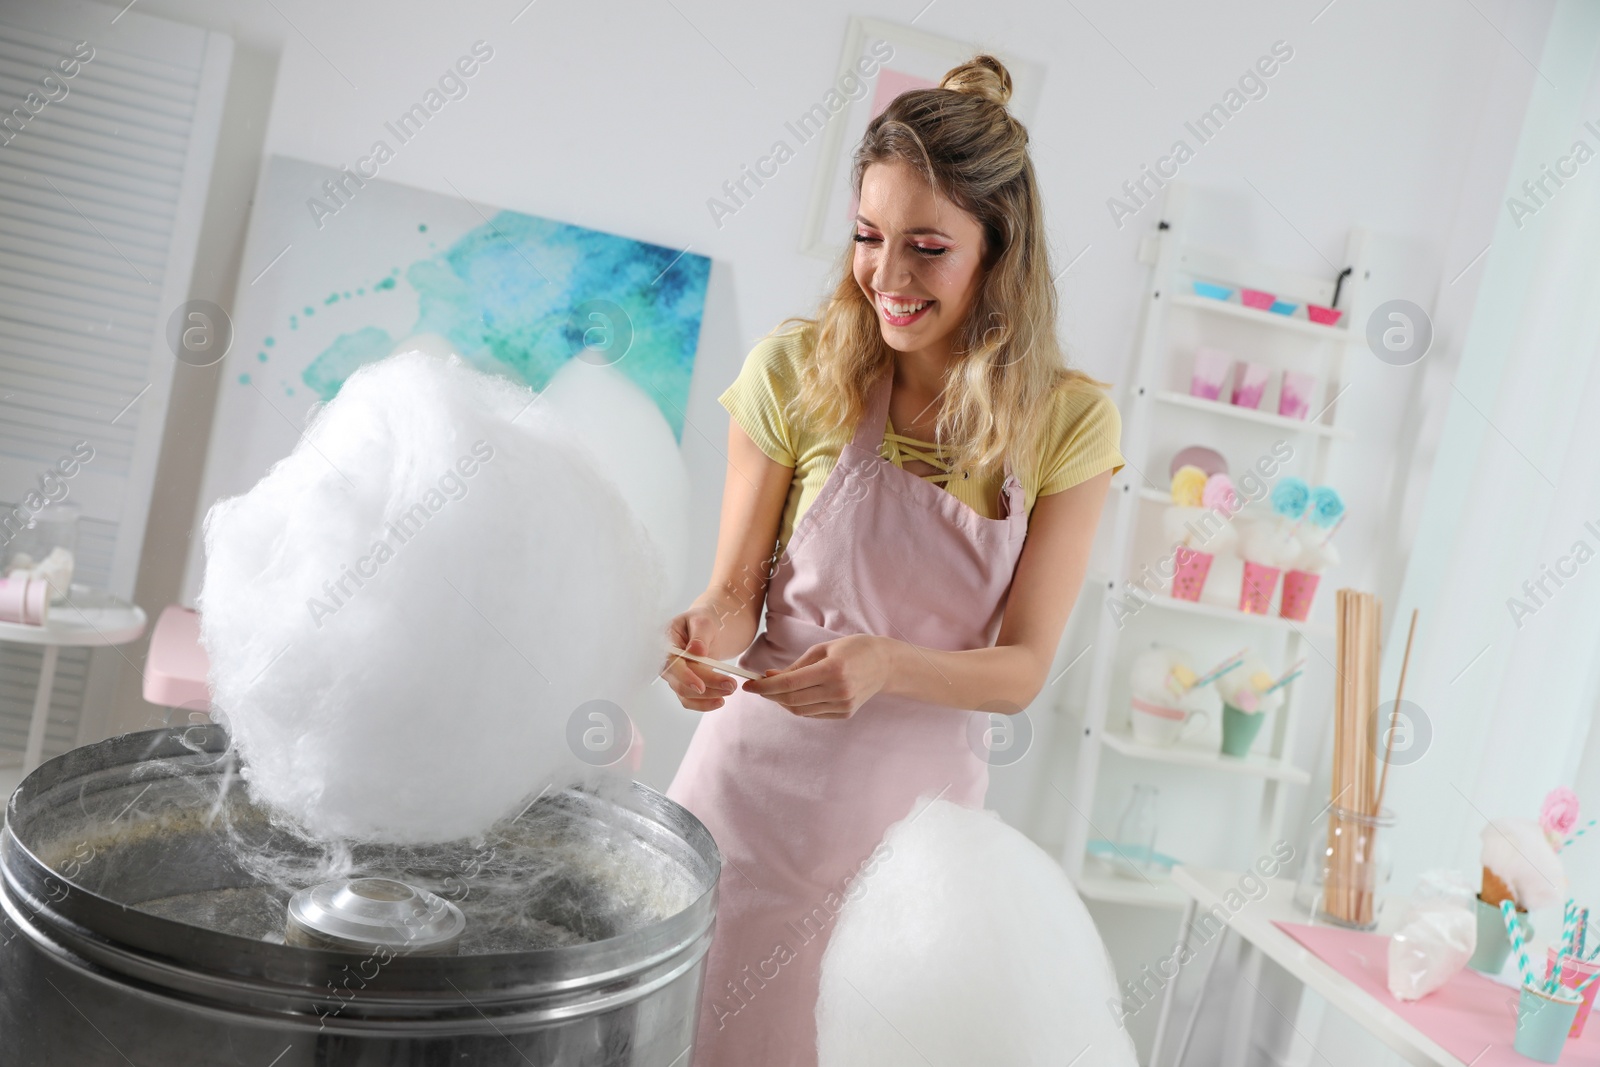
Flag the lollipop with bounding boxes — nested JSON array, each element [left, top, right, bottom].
[[1202, 473, 1240, 516], [1170, 465, 1208, 507], [1308, 485, 1345, 528], [1270, 476, 1310, 521]]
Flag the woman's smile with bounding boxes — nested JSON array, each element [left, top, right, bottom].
[[876, 291, 936, 327]]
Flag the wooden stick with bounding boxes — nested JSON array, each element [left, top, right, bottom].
[[662, 644, 764, 681], [1373, 608, 1419, 818]]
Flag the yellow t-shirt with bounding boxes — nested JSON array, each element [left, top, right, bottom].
[[719, 324, 1125, 551]]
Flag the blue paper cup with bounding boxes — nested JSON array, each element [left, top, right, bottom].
[[1515, 983, 1583, 1063], [1469, 896, 1531, 973], [1221, 704, 1266, 757]]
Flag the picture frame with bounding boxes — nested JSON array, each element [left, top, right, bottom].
[[798, 16, 1044, 260]]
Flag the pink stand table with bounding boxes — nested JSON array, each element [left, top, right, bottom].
[[1275, 922, 1600, 1066], [1153, 866, 1557, 1066]]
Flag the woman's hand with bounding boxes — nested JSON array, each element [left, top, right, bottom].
[[660, 606, 739, 712], [741, 635, 893, 719]]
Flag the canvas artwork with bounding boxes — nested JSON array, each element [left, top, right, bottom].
[[184, 155, 710, 598]]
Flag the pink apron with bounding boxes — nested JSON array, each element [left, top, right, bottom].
[[666, 369, 1030, 1066]]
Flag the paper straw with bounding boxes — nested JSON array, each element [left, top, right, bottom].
[[1191, 647, 1249, 690], [1561, 900, 1578, 984], [1195, 660, 1246, 689], [1582, 908, 1590, 959], [1264, 670, 1304, 696], [1502, 900, 1537, 990], [1571, 953, 1600, 1000], [1564, 819, 1597, 850]]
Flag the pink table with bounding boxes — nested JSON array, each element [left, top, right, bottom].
[[1277, 921, 1600, 1066]]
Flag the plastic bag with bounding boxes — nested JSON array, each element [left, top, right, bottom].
[[1387, 870, 1477, 1001]]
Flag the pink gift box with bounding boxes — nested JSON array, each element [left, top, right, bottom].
[[1240, 288, 1275, 310], [1279, 369, 1317, 420], [1239, 562, 1281, 614], [1279, 569, 1320, 620], [1190, 347, 1231, 401], [1307, 304, 1343, 325], [1231, 361, 1270, 409], [1171, 547, 1213, 602], [1548, 946, 1600, 1038]]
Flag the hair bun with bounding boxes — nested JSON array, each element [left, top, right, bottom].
[[939, 54, 1013, 107]]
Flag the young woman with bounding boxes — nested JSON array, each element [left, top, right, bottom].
[[661, 54, 1123, 1065]]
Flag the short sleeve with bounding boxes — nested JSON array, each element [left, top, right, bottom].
[[1036, 384, 1125, 497], [718, 329, 805, 468]]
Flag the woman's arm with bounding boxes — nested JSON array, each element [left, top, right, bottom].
[[743, 468, 1113, 717], [660, 418, 794, 710]]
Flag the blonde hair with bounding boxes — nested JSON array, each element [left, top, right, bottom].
[[777, 54, 1101, 481]]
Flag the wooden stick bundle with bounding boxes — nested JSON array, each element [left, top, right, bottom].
[[1326, 589, 1382, 927]]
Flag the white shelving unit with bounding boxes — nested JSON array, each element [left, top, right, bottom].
[[1062, 182, 1375, 911]]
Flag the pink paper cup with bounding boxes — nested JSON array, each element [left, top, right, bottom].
[[1240, 288, 1275, 310], [1171, 547, 1213, 602], [1280, 569, 1320, 621], [1279, 369, 1317, 421], [1190, 346, 1232, 401], [1547, 947, 1600, 1037], [1239, 562, 1281, 614], [1231, 361, 1270, 409]]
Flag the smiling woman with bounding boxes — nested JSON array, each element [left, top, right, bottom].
[[659, 53, 1127, 1066]]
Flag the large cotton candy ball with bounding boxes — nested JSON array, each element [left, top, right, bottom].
[[199, 351, 662, 843], [816, 798, 1137, 1067], [539, 358, 690, 606]]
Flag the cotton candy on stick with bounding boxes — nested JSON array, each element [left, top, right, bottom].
[[815, 798, 1137, 1067], [199, 352, 663, 844]]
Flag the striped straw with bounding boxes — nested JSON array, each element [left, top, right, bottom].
[[1561, 901, 1578, 988], [1501, 900, 1537, 990], [1264, 670, 1304, 696], [1191, 647, 1249, 690], [1570, 954, 1600, 1001], [1564, 819, 1597, 850]]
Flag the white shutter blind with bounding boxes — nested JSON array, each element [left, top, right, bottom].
[[0, 0, 230, 758]]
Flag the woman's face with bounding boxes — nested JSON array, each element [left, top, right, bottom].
[[852, 160, 987, 359]]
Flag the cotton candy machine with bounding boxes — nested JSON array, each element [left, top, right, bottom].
[[0, 726, 720, 1065]]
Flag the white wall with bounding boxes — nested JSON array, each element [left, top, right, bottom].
[[110, 0, 1552, 1060]]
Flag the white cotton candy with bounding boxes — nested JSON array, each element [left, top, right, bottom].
[[1216, 656, 1283, 716], [1293, 536, 1342, 574], [538, 359, 690, 605], [816, 798, 1137, 1067], [1238, 516, 1302, 569], [198, 351, 662, 844], [1162, 504, 1239, 555], [1130, 645, 1183, 701], [1481, 818, 1566, 910]]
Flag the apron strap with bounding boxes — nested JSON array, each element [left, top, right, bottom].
[[850, 369, 894, 452]]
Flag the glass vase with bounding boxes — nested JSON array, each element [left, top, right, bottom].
[[1294, 805, 1394, 930]]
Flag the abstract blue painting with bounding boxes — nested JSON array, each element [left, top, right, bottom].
[[230, 156, 709, 439]]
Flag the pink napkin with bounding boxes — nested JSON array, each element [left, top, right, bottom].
[[1274, 921, 1600, 1064]]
